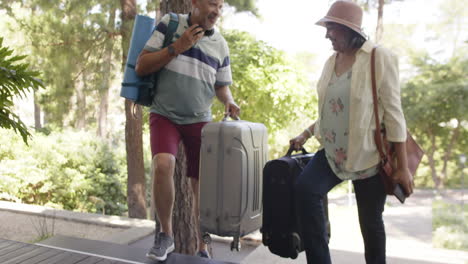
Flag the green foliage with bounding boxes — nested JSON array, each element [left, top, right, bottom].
[[220, 29, 318, 157], [0, 128, 128, 215], [403, 56, 467, 127], [29, 214, 56, 243], [0, 37, 43, 143], [428, 0, 468, 58], [225, 0, 258, 16], [432, 200, 468, 250], [3, 0, 121, 128], [402, 55, 468, 187]]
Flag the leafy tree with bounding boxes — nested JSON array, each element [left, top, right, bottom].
[[217, 29, 315, 157], [225, 0, 258, 15], [3, 0, 121, 132], [402, 55, 468, 188], [0, 37, 43, 143], [120, 0, 148, 220], [356, 0, 404, 43], [426, 0, 467, 58]]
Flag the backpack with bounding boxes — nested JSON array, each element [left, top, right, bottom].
[[121, 13, 179, 107]]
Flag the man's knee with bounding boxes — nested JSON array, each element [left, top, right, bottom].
[[153, 153, 176, 178]]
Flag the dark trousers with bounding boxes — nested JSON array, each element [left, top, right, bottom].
[[295, 149, 387, 264]]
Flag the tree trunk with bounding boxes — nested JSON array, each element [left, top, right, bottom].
[[160, 0, 191, 16], [375, 0, 384, 43], [428, 131, 442, 189], [173, 144, 198, 255], [33, 91, 42, 130], [97, 6, 117, 138], [121, 0, 147, 219], [75, 75, 86, 130], [159, 0, 197, 255], [441, 122, 461, 185]]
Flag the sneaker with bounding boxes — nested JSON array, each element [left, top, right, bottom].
[[146, 232, 175, 261], [196, 249, 211, 259]]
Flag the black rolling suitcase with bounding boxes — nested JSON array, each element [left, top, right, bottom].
[[261, 147, 330, 259]]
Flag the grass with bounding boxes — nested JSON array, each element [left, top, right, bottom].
[[432, 200, 468, 251], [28, 212, 56, 243]]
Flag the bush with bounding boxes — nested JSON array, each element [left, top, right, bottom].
[[0, 128, 128, 215], [432, 200, 468, 250]]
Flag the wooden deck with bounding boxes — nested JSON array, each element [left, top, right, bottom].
[[0, 238, 128, 263], [0, 236, 237, 264]]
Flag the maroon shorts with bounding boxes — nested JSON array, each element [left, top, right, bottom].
[[149, 113, 208, 179]]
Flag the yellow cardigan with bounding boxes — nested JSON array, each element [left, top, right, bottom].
[[314, 40, 407, 172]]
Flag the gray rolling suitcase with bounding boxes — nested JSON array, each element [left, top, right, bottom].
[[199, 119, 268, 251]]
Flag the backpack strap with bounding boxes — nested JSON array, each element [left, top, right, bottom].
[[123, 13, 179, 87], [163, 12, 179, 48], [122, 12, 179, 75]]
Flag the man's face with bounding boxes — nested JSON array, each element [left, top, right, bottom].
[[192, 0, 224, 30], [325, 22, 353, 52]]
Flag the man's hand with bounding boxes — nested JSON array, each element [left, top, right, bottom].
[[173, 24, 204, 55], [392, 167, 414, 197], [224, 100, 240, 119]]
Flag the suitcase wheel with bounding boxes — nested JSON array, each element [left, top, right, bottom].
[[262, 232, 270, 246], [230, 237, 241, 251], [290, 232, 301, 259], [202, 233, 212, 245]]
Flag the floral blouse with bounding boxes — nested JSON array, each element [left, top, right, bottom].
[[319, 69, 379, 181]]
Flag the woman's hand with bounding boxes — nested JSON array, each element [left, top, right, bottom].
[[290, 125, 314, 150], [289, 133, 309, 151], [392, 142, 414, 197], [392, 167, 414, 196]]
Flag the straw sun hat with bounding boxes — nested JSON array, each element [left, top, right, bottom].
[[316, 0, 367, 39]]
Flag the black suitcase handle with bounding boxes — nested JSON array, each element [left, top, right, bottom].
[[286, 145, 309, 157]]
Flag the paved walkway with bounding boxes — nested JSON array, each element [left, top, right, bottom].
[[239, 189, 467, 264], [132, 189, 468, 264]]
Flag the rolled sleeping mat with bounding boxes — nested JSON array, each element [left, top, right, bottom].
[[120, 15, 155, 102]]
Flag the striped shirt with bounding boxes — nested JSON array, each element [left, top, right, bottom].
[[144, 13, 232, 124]]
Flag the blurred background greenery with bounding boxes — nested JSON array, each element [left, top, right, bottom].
[[0, 0, 466, 251]]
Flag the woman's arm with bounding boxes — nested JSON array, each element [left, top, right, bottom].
[[392, 141, 414, 196], [377, 48, 407, 142]]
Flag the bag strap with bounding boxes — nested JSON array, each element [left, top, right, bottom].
[[371, 47, 388, 162], [122, 81, 152, 87], [163, 12, 179, 48], [125, 15, 178, 71]]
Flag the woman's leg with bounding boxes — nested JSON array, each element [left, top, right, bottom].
[[353, 174, 387, 264], [295, 149, 342, 264]]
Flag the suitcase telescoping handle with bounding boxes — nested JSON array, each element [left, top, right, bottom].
[[286, 145, 309, 157], [222, 113, 240, 122]]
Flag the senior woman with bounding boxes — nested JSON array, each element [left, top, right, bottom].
[[289, 1, 413, 263]]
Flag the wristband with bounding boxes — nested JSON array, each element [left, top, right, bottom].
[[167, 45, 176, 56], [304, 128, 313, 138]]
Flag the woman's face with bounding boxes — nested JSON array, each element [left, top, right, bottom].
[[325, 23, 353, 52]]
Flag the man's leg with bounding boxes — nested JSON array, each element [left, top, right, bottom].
[[153, 153, 176, 236], [147, 113, 180, 261]]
